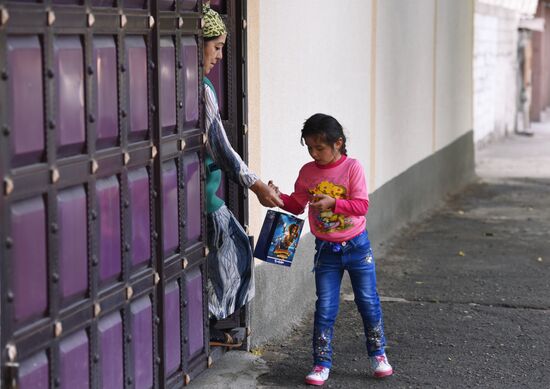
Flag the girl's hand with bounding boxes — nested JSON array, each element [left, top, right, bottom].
[[309, 193, 336, 211]]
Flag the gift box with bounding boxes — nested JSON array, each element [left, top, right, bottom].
[[253, 210, 305, 267]]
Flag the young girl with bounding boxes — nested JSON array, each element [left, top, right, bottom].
[[270, 113, 393, 385]]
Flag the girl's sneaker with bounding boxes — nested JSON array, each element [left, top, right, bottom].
[[370, 353, 393, 378], [304, 365, 330, 386]]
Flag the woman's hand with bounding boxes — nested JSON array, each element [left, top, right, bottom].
[[309, 193, 336, 211], [268, 180, 281, 196], [250, 180, 284, 208]]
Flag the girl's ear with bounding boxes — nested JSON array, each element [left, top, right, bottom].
[[334, 137, 344, 152]]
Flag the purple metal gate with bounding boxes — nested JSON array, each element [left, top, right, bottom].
[[0, 0, 238, 387]]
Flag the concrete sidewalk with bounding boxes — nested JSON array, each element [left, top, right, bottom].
[[190, 123, 550, 388]]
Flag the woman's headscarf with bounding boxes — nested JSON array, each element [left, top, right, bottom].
[[203, 2, 227, 38]]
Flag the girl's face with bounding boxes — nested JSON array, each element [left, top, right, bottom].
[[204, 34, 227, 75], [304, 135, 343, 165]]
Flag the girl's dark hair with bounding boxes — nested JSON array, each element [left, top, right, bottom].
[[301, 113, 347, 155]]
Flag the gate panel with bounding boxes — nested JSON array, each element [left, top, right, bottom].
[[11, 196, 48, 323], [180, 37, 199, 129], [7, 36, 45, 167], [54, 36, 85, 157], [97, 175, 122, 283], [161, 160, 178, 255], [18, 351, 49, 389], [131, 296, 154, 389], [126, 36, 149, 141], [163, 281, 181, 376], [93, 36, 119, 149], [59, 330, 89, 388], [57, 186, 87, 302], [185, 267, 203, 358], [98, 311, 123, 389], [159, 37, 177, 135], [128, 168, 151, 267]]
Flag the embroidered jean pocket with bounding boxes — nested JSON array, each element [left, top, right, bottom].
[[362, 248, 375, 265]]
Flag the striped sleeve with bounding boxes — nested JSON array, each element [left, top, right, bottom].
[[204, 84, 259, 188]]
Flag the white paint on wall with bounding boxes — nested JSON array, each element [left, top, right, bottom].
[[374, 0, 436, 189], [435, 0, 474, 150]]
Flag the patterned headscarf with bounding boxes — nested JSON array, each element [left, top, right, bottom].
[[203, 2, 227, 38]]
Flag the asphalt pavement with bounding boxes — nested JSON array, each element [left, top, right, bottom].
[[190, 122, 550, 389]]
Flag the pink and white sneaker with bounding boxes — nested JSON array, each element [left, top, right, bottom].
[[370, 353, 393, 378], [304, 365, 330, 386]]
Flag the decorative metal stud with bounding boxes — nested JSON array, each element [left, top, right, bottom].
[[154, 272, 160, 285], [244, 224, 250, 234], [90, 159, 98, 174], [6, 344, 17, 362], [120, 14, 127, 28], [204, 247, 209, 257], [243, 124, 248, 135], [126, 286, 133, 300], [151, 145, 158, 159], [200, 17, 205, 29], [178, 17, 184, 29], [1, 7, 9, 26], [51, 168, 60, 183], [47, 10, 56, 26], [202, 133, 207, 144], [242, 19, 247, 30], [4, 177, 13, 196], [179, 139, 186, 151], [94, 303, 101, 317], [148, 15, 155, 29], [246, 327, 252, 337], [87, 13, 95, 27], [54, 321, 63, 337], [123, 152, 130, 165], [182, 258, 188, 269], [184, 374, 191, 385], [207, 356, 213, 367]]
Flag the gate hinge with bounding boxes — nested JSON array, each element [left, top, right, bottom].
[[4, 361, 19, 389]]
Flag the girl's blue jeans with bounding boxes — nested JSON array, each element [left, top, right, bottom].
[[313, 230, 386, 368]]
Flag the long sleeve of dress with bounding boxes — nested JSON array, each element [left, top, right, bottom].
[[204, 83, 259, 188]]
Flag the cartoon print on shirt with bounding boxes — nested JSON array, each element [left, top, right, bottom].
[[309, 180, 353, 233]]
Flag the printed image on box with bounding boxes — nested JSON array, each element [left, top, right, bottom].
[[254, 210, 304, 267]]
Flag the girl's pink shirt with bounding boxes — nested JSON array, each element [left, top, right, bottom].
[[279, 155, 369, 243]]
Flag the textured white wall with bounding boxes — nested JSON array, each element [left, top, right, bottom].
[[473, 1, 523, 143]]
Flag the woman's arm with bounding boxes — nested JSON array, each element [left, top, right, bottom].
[[204, 84, 282, 207]]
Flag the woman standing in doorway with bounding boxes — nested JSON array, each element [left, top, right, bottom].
[[202, 2, 282, 344]]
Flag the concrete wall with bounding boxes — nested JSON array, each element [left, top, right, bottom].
[[474, 2, 521, 143], [247, 0, 475, 346], [472, 0, 538, 143]]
